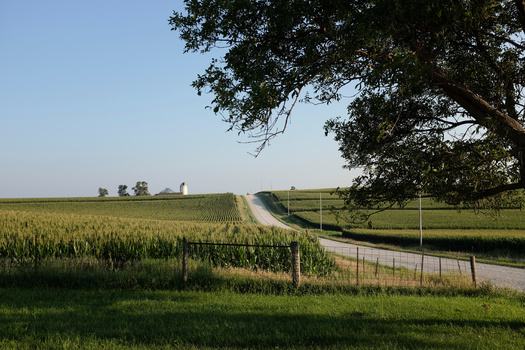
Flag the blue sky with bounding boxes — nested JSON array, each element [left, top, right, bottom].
[[1, 1, 358, 198]]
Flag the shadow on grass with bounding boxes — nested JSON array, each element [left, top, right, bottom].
[[0, 288, 523, 349]]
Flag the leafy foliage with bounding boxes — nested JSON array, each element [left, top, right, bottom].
[[171, 0, 525, 213], [97, 188, 108, 197], [118, 184, 129, 196], [132, 181, 150, 196]]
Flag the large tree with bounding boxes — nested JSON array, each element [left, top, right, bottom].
[[118, 185, 130, 197], [132, 181, 150, 196], [98, 188, 109, 198], [170, 0, 525, 214]]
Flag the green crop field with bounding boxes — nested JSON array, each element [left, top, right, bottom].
[[0, 194, 334, 276], [264, 190, 525, 258], [293, 208, 525, 230], [0, 194, 243, 223], [270, 189, 454, 213], [267, 189, 525, 230]]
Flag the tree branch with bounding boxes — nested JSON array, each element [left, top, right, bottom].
[[476, 181, 525, 198], [432, 69, 525, 149]]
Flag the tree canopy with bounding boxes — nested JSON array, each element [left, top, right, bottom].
[[98, 188, 108, 198], [170, 0, 525, 213], [118, 185, 130, 197], [132, 181, 150, 196]]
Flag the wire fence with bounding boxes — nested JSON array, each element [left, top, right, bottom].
[[319, 242, 476, 287], [2, 238, 523, 291]]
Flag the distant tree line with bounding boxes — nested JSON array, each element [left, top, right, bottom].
[[97, 181, 150, 197]]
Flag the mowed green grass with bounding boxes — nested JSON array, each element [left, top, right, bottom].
[[1, 288, 524, 350]]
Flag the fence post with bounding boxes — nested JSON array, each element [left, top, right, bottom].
[[439, 257, 442, 283], [375, 257, 379, 278], [182, 237, 188, 282], [291, 241, 300, 287], [456, 254, 462, 278], [356, 247, 359, 286], [392, 258, 395, 277], [470, 256, 477, 287]]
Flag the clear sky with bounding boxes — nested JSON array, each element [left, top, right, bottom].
[[1, 1, 358, 198]]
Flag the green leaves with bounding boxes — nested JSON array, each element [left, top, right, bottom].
[[172, 1, 525, 210]]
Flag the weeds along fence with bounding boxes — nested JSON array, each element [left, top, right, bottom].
[[182, 238, 301, 287], [3, 236, 486, 290], [0, 235, 307, 288], [320, 240, 481, 288]]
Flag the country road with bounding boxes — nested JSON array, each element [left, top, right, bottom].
[[244, 194, 294, 230], [243, 194, 525, 292]]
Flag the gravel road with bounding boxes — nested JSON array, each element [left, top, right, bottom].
[[244, 194, 294, 230], [244, 194, 525, 292]]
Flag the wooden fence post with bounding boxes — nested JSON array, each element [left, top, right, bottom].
[[439, 257, 442, 283], [470, 256, 477, 287], [392, 258, 395, 278], [291, 241, 300, 287], [456, 254, 462, 278], [182, 237, 188, 282]]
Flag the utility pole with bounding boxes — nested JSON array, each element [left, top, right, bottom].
[[320, 192, 322, 231]]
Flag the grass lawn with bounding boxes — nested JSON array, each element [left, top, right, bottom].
[[1, 288, 524, 349]]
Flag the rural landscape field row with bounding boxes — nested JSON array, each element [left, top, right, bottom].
[[264, 190, 525, 259], [1, 191, 524, 350], [0, 194, 244, 223], [0, 194, 334, 276]]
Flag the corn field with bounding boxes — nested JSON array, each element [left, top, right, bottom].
[[0, 210, 334, 275], [0, 193, 244, 223]]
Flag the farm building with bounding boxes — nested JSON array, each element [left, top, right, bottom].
[[156, 182, 188, 196]]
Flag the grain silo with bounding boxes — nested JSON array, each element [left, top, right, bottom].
[[180, 182, 188, 195]]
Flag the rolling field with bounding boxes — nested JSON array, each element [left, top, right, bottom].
[[1, 193, 524, 349], [264, 190, 525, 258], [0, 194, 244, 222], [0, 194, 334, 276], [268, 189, 524, 229]]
